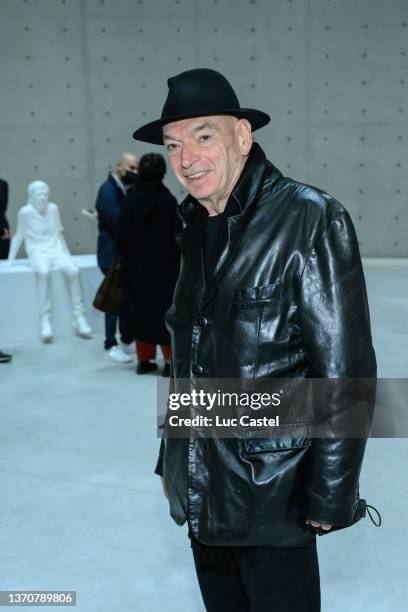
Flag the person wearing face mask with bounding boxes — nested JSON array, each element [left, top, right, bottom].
[[95, 152, 139, 363], [8, 180, 92, 342]]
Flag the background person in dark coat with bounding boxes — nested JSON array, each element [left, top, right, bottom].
[[0, 178, 10, 260], [0, 178, 12, 362], [119, 153, 182, 376], [95, 153, 139, 363]]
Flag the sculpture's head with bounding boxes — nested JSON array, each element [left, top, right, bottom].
[[27, 180, 50, 214]]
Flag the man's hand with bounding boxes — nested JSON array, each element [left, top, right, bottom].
[[160, 476, 168, 499], [305, 519, 332, 531], [0, 228, 10, 240]]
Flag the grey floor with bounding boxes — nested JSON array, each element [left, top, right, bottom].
[[1, 261, 407, 611]]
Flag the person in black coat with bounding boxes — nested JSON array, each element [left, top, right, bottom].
[[0, 177, 12, 362], [119, 153, 182, 375], [0, 178, 10, 260]]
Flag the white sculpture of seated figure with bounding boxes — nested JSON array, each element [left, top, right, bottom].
[[8, 180, 92, 342]]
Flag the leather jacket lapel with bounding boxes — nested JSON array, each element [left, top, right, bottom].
[[177, 210, 206, 309]]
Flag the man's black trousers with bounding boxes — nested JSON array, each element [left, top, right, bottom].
[[190, 534, 320, 612]]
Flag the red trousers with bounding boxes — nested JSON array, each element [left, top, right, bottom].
[[136, 339, 170, 363]]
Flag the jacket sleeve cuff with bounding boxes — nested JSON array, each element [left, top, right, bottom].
[[301, 488, 359, 526]]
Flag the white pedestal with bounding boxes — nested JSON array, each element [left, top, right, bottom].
[[0, 255, 104, 344]]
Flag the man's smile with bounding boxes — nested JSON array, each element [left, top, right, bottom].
[[184, 170, 211, 182]]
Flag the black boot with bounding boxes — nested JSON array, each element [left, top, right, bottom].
[[0, 350, 12, 363], [136, 360, 158, 374]]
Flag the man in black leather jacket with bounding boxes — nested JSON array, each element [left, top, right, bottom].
[[133, 69, 377, 612]]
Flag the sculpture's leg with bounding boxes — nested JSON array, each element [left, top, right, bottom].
[[32, 254, 53, 342], [61, 257, 92, 338]]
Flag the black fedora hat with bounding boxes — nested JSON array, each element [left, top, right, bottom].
[[132, 68, 270, 145]]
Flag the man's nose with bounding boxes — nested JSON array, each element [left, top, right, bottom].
[[181, 144, 199, 169]]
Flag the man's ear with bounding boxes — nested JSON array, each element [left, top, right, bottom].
[[237, 119, 253, 156]]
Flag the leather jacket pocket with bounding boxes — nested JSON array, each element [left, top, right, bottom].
[[234, 281, 281, 305], [230, 282, 281, 368], [244, 426, 311, 454]]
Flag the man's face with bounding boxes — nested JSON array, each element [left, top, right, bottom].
[[162, 115, 252, 207], [31, 186, 49, 214], [116, 154, 139, 181]]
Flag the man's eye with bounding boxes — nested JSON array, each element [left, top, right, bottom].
[[166, 143, 178, 152], [200, 135, 211, 142]]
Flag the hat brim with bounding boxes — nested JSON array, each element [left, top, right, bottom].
[[132, 108, 271, 145]]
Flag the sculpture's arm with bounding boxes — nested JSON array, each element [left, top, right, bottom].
[[54, 205, 71, 255]]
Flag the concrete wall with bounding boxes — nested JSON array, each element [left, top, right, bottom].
[[0, 0, 406, 256]]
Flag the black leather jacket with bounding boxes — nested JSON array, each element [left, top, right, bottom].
[[156, 142, 376, 547]]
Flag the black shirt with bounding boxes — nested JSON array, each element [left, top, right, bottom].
[[204, 212, 227, 281], [203, 197, 239, 282]]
